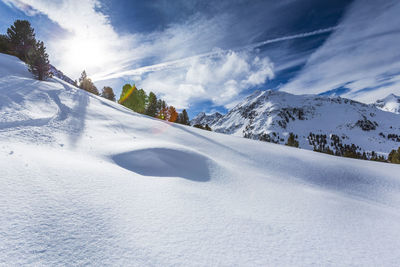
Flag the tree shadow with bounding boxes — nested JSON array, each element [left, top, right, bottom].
[[59, 83, 89, 147]]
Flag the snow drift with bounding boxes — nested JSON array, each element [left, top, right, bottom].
[[1, 53, 400, 266]]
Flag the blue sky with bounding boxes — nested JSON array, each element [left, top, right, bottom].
[[1, 0, 399, 118]]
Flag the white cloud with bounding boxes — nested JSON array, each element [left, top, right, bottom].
[[281, 0, 400, 103], [139, 50, 274, 108]]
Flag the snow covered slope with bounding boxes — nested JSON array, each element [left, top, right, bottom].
[[375, 93, 400, 114], [196, 90, 400, 156], [2, 53, 400, 266]]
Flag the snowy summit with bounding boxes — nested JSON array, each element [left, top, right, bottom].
[[375, 93, 400, 114]]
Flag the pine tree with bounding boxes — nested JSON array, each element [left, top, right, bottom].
[[181, 109, 189, 125], [193, 124, 212, 131], [119, 84, 147, 113], [100, 86, 116, 101], [167, 106, 178, 122], [193, 124, 204, 129], [176, 113, 183, 124], [145, 91, 158, 117], [78, 70, 99, 95], [158, 106, 168, 120], [157, 99, 167, 119], [27, 40, 51, 81], [388, 147, 400, 164], [285, 132, 299, 148], [0, 34, 10, 54], [79, 70, 87, 85], [7, 20, 36, 61], [119, 83, 135, 109], [176, 109, 190, 125], [135, 89, 148, 114]]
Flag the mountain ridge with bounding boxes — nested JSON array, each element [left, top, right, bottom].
[[192, 89, 400, 156]]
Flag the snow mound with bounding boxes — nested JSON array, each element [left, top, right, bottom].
[[112, 147, 211, 181]]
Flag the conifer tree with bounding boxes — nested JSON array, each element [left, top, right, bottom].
[[0, 34, 10, 54], [145, 91, 158, 117], [27, 40, 51, 81], [193, 124, 212, 131], [78, 70, 99, 95], [193, 124, 203, 129], [388, 147, 400, 164], [181, 109, 190, 125], [157, 99, 167, 119], [285, 132, 299, 147], [135, 89, 148, 114], [177, 113, 183, 124], [7, 20, 36, 61], [79, 70, 87, 85], [118, 84, 147, 113], [167, 106, 178, 122], [100, 86, 116, 101], [119, 83, 136, 110], [177, 109, 190, 125], [158, 106, 168, 120]]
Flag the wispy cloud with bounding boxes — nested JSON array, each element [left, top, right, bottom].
[[93, 26, 337, 82], [281, 0, 400, 103], [2, 0, 39, 15]]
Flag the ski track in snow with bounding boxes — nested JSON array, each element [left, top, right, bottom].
[[1, 53, 400, 266]]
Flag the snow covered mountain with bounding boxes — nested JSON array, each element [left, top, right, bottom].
[[2, 53, 400, 266], [190, 111, 222, 126], [375, 93, 400, 114], [194, 90, 400, 156]]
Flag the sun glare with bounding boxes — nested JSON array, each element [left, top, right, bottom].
[[61, 36, 108, 76]]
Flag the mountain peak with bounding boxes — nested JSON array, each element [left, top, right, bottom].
[[375, 93, 400, 114]]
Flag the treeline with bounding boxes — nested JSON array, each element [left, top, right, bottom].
[[118, 83, 190, 125], [75, 71, 190, 124], [305, 132, 400, 164], [0, 20, 51, 80], [252, 130, 400, 164]]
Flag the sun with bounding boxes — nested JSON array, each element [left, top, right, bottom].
[[60, 35, 109, 77]]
